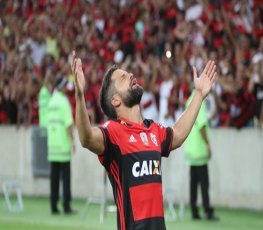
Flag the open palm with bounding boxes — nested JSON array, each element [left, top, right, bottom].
[[193, 60, 217, 99], [71, 50, 86, 96]]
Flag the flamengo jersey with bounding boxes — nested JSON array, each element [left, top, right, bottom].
[[98, 118, 173, 230]]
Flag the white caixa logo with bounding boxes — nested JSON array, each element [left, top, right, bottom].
[[132, 160, 161, 177]]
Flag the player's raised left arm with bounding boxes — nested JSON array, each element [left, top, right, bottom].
[[71, 51, 105, 155], [171, 60, 217, 150]]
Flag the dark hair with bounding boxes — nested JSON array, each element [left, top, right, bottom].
[[99, 65, 118, 119]]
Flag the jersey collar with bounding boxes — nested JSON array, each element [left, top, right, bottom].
[[118, 117, 151, 128]]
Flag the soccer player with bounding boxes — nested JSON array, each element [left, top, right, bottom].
[[71, 51, 216, 230]]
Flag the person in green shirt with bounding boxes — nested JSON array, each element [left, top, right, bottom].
[[184, 90, 219, 221], [38, 71, 52, 127], [47, 77, 75, 214]]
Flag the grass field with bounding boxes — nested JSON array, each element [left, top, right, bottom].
[[0, 196, 262, 230]]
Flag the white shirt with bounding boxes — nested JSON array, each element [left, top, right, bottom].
[[28, 38, 46, 67], [140, 91, 159, 121], [159, 80, 174, 127]]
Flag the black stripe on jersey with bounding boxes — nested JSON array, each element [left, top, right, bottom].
[[110, 160, 126, 230], [122, 151, 162, 187], [161, 127, 173, 157], [132, 217, 166, 230], [98, 127, 122, 171], [98, 126, 107, 156]]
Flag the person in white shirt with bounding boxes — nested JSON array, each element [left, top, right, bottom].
[[159, 63, 174, 127]]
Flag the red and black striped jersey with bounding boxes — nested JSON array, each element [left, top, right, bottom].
[[98, 118, 173, 230]]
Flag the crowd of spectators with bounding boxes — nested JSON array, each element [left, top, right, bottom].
[[0, 0, 262, 129]]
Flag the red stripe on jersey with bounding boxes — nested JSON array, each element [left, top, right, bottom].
[[111, 162, 125, 230], [110, 161, 126, 230], [129, 183, 164, 221]]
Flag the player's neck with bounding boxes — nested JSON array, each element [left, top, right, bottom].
[[117, 105, 143, 124]]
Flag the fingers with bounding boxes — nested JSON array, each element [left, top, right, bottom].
[[206, 60, 215, 77], [209, 64, 216, 79], [71, 50, 76, 71], [193, 66, 197, 80], [72, 50, 75, 60], [77, 58, 82, 69], [71, 50, 79, 75], [211, 71, 217, 84], [203, 60, 212, 74]]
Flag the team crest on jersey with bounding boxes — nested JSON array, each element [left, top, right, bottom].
[[140, 132, 149, 146], [150, 133, 158, 146]]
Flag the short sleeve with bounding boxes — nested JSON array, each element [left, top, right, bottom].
[[97, 121, 114, 171], [156, 123, 173, 158]]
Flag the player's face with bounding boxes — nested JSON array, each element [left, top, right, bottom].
[[112, 69, 143, 107]]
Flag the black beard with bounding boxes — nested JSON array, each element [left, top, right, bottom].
[[122, 85, 143, 108]]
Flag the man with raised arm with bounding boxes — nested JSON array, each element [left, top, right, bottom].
[[71, 50, 216, 230]]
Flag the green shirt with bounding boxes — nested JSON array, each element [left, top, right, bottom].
[[47, 91, 73, 162], [46, 37, 59, 60], [184, 91, 209, 166], [38, 86, 51, 127]]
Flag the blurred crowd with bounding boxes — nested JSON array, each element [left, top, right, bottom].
[[0, 0, 262, 128]]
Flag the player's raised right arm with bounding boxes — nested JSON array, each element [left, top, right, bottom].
[[71, 51, 105, 155]]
